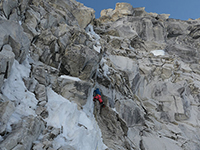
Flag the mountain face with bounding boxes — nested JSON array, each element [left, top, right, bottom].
[[0, 0, 200, 150]]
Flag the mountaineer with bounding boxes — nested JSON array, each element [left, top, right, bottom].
[[93, 88, 105, 114]]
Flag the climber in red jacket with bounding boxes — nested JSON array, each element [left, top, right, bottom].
[[93, 94, 103, 103], [93, 88, 105, 113]]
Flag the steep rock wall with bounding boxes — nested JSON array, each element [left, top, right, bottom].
[[0, 0, 200, 150]]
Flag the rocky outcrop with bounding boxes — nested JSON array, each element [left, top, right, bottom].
[[94, 102, 134, 150], [0, 45, 15, 87], [0, 75, 46, 149], [100, 3, 169, 23], [53, 76, 93, 108], [0, 116, 44, 150], [93, 3, 200, 149], [61, 44, 100, 80], [0, 19, 30, 63], [0, 101, 15, 135], [0, 19, 30, 88]]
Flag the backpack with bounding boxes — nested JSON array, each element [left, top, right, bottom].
[[94, 88, 101, 96]]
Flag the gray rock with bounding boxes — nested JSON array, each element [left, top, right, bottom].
[[165, 44, 198, 63], [32, 64, 50, 86], [166, 21, 189, 38], [0, 101, 15, 134], [157, 14, 170, 20], [61, 45, 100, 80], [35, 106, 46, 116], [94, 102, 133, 150], [22, 8, 40, 41], [18, 0, 30, 14], [0, 75, 4, 88], [11, 144, 24, 150], [116, 25, 138, 38], [72, 5, 95, 29], [190, 63, 200, 74], [174, 112, 189, 121], [117, 100, 145, 126], [115, 2, 134, 16], [0, 45, 15, 86], [0, 116, 44, 150], [189, 24, 200, 39], [44, 0, 95, 29], [47, 148, 57, 150], [3, 0, 18, 18], [58, 145, 76, 150], [100, 8, 114, 18], [100, 2, 134, 22], [32, 142, 44, 150], [38, 101, 47, 107], [0, 19, 30, 63], [54, 77, 93, 108], [133, 7, 147, 17], [37, 30, 57, 46], [8, 8, 20, 22], [23, 77, 38, 93], [35, 84, 47, 102]]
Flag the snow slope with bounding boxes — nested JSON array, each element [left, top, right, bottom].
[[45, 88, 106, 149], [1, 58, 107, 150]]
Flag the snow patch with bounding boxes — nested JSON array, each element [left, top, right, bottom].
[[1, 59, 37, 117], [1, 59, 38, 133], [112, 108, 119, 114], [93, 41, 101, 53], [19, 21, 22, 25], [85, 24, 100, 40], [60, 75, 81, 81], [150, 50, 165, 56], [100, 58, 110, 76], [86, 24, 101, 53]]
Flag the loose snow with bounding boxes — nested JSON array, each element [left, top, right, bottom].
[[150, 50, 165, 56]]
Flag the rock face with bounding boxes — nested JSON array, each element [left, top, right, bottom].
[[0, 0, 200, 150], [53, 76, 93, 108], [93, 4, 200, 149], [94, 103, 132, 150], [0, 101, 15, 135], [0, 116, 44, 150]]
